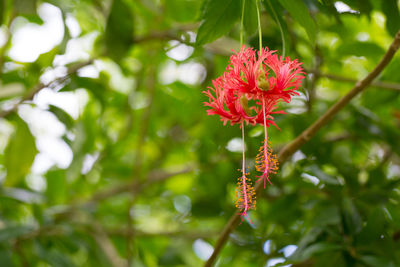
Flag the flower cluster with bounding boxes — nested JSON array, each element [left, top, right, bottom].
[[204, 46, 304, 127], [203, 46, 304, 222]]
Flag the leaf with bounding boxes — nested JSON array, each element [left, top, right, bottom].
[[46, 169, 67, 204], [104, 0, 134, 62], [48, 105, 75, 129], [342, 197, 362, 235], [165, 0, 202, 22], [290, 227, 323, 260], [356, 207, 386, 244], [14, 0, 37, 15], [335, 41, 385, 60], [4, 117, 38, 186], [35, 242, 77, 267], [0, 0, 4, 25], [360, 255, 395, 267], [306, 165, 340, 185], [264, 0, 291, 54], [196, 0, 241, 45], [381, 0, 400, 37], [243, 0, 257, 36], [0, 225, 34, 242], [278, 0, 317, 44], [291, 242, 342, 262]]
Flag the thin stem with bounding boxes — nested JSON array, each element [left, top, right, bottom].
[[255, 0, 263, 51], [262, 98, 269, 188], [241, 123, 245, 175], [240, 0, 246, 46], [241, 124, 248, 212], [262, 98, 268, 143]]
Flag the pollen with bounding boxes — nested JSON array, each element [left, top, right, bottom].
[[235, 173, 256, 212], [255, 139, 279, 187]]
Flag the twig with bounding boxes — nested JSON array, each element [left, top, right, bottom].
[[0, 60, 93, 118], [204, 30, 400, 267], [91, 223, 126, 267]]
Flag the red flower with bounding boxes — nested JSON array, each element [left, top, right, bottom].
[[203, 46, 305, 127]]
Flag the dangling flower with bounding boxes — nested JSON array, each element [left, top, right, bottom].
[[203, 45, 304, 222]]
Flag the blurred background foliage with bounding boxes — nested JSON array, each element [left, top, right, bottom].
[[0, 0, 400, 266]]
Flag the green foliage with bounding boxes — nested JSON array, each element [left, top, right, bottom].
[[196, 0, 241, 45], [279, 0, 317, 44], [4, 117, 38, 186], [0, 0, 399, 266]]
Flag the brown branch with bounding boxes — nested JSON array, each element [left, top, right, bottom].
[[204, 30, 400, 267], [307, 69, 400, 92], [0, 60, 93, 118]]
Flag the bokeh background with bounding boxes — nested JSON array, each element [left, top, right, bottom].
[[0, 0, 400, 266]]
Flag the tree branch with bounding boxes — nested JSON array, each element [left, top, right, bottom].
[[0, 60, 93, 118], [204, 29, 400, 267]]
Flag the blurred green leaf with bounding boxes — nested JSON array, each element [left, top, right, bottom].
[[14, 0, 37, 15], [263, 0, 291, 54], [291, 242, 342, 262], [360, 255, 395, 267], [48, 105, 75, 129], [46, 169, 67, 204], [35, 242, 76, 267], [243, 0, 257, 36], [196, 0, 241, 45], [381, 0, 400, 37], [4, 117, 38, 186], [104, 0, 134, 61], [0, 225, 34, 242], [342, 197, 362, 235], [279, 0, 317, 44]]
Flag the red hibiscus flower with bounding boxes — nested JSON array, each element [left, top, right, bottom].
[[203, 46, 304, 127]]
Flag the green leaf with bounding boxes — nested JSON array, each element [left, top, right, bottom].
[[291, 242, 342, 262], [360, 255, 395, 267], [196, 0, 241, 45], [5, 117, 38, 186], [264, 0, 291, 54], [243, 0, 257, 36], [0, 225, 34, 242], [342, 197, 362, 235], [165, 0, 202, 22], [278, 0, 317, 44], [35, 242, 77, 267], [356, 207, 386, 244], [290, 227, 323, 260], [46, 169, 67, 204], [48, 105, 75, 129], [381, 0, 400, 37], [104, 0, 134, 61], [0, 0, 4, 25], [14, 0, 37, 15]]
